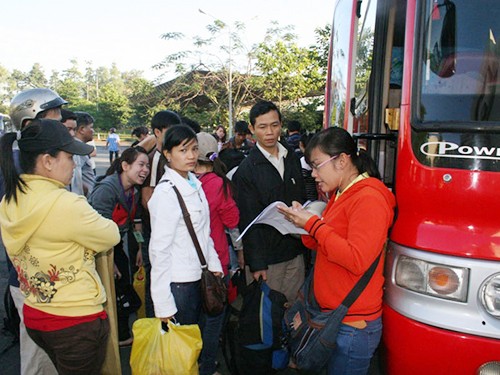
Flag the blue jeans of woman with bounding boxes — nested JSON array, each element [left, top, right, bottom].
[[170, 280, 201, 325], [198, 275, 229, 375], [327, 317, 382, 375]]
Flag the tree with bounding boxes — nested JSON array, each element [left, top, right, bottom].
[[127, 77, 157, 126], [95, 84, 132, 130], [26, 63, 48, 88], [0, 65, 16, 113], [311, 24, 332, 76], [252, 23, 325, 131], [154, 19, 259, 129]]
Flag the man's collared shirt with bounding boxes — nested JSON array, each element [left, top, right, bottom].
[[256, 142, 288, 179]]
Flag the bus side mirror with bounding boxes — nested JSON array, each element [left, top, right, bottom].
[[428, 0, 457, 78]]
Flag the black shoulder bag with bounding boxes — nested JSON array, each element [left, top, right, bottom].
[[283, 252, 382, 371]]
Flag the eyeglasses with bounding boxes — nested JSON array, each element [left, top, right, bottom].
[[310, 154, 339, 171]]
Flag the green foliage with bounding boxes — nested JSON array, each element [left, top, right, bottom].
[[251, 22, 325, 127], [153, 19, 327, 130], [283, 100, 324, 133]]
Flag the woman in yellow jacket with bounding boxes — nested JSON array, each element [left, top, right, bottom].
[[0, 119, 120, 375]]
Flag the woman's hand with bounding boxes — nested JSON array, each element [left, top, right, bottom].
[[237, 250, 245, 270], [212, 271, 223, 278], [277, 201, 314, 229], [114, 263, 122, 279], [136, 247, 143, 267], [160, 317, 173, 323]]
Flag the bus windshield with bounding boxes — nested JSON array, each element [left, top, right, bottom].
[[416, 0, 500, 124]]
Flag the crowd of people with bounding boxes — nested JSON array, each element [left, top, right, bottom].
[[1, 87, 395, 375]]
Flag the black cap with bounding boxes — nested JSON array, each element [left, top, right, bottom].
[[18, 119, 94, 155]]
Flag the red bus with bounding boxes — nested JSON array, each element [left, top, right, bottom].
[[324, 1, 500, 373]]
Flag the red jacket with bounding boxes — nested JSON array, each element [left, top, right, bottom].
[[199, 172, 240, 270], [302, 177, 396, 322]]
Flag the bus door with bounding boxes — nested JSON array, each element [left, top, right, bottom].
[[327, 0, 408, 187]]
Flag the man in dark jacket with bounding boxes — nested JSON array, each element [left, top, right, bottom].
[[233, 100, 306, 374]]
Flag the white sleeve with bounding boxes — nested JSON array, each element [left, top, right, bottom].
[[206, 235, 223, 275], [148, 187, 181, 318]]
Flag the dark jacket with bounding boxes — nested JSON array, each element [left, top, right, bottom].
[[234, 142, 306, 272], [88, 172, 141, 234]]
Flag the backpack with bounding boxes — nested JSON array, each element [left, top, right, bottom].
[[238, 279, 287, 350], [221, 270, 246, 375]]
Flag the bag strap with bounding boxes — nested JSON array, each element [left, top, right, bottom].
[[341, 251, 382, 308], [157, 179, 208, 268], [308, 250, 382, 310]]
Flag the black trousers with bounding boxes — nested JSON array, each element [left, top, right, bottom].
[[114, 232, 139, 341]]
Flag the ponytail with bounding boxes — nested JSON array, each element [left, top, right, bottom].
[[354, 149, 381, 179], [199, 158, 234, 199], [105, 158, 122, 176], [0, 132, 26, 203]]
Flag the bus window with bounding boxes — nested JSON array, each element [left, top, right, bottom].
[[416, 0, 500, 123], [329, 0, 353, 129], [353, 0, 377, 133]]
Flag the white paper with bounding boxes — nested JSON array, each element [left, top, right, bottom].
[[236, 200, 327, 241]]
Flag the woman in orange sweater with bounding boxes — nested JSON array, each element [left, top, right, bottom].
[[279, 127, 396, 375]]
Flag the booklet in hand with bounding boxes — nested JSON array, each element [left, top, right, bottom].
[[236, 200, 326, 242]]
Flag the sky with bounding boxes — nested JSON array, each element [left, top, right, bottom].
[[1, 0, 335, 83]]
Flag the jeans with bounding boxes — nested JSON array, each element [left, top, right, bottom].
[[327, 317, 382, 375], [198, 275, 229, 375], [170, 280, 201, 325], [199, 307, 225, 375]]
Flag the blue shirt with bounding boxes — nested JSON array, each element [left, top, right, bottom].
[[107, 133, 120, 152]]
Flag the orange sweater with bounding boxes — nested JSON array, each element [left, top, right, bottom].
[[302, 177, 395, 322]]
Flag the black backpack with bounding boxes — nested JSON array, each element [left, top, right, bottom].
[[238, 278, 287, 350]]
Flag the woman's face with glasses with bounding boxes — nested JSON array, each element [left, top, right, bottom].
[[309, 148, 341, 193]]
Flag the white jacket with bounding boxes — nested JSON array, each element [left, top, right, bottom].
[[148, 167, 223, 318]]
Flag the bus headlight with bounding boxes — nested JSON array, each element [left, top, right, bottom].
[[480, 273, 500, 318], [395, 256, 469, 302]]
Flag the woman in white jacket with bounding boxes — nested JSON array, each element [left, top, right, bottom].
[[148, 125, 223, 324]]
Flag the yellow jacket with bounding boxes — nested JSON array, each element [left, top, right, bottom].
[[0, 174, 120, 317]]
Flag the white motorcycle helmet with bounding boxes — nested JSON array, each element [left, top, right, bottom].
[[9, 88, 67, 129]]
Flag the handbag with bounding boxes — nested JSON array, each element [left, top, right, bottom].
[[168, 180, 227, 316], [130, 318, 202, 375], [283, 252, 382, 372]]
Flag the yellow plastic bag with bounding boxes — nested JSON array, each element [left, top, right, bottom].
[[133, 266, 146, 319], [130, 318, 202, 375]]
